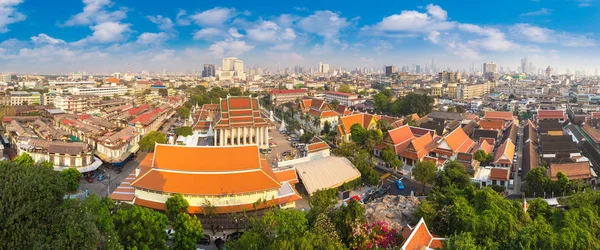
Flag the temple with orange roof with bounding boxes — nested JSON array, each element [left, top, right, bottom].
[[297, 97, 340, 133], [213, 96, 271, 148], [112, 144, 301, 214], [493, 138, 515, 168], [400, 218, 446, 250]]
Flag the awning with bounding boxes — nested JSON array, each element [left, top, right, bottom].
[[128, 144, 140, 153], [53, 157, 102, 173]]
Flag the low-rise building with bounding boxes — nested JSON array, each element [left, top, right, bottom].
[[13, 136, 101, 172], [68, 85, 129, 97], [95, 126, 140, 166], [10, 91, 41, 106], [270, 89, 308, 106], [322, 91, 362, 107]]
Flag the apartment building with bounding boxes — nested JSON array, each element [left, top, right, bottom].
[[54, 95, 101, 113], [10, 91, 41, 106], [323, 91, 361, 107], [68, 85, 128, 97]]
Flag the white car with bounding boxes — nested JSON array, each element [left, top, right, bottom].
[[166, 229, 175, 240]]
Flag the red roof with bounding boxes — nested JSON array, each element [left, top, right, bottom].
[[484, 111, 514, 121], [127, 104, 150, 116], [130, 108, 164, 125], [401, 218, 446, 250], [537, 110, 566, 119], [325, 91, 356, 97]]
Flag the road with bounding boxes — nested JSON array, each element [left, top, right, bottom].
[[512, 125, 524, 195], [374, 167, 431, 196], [79, 152, 148, 197]]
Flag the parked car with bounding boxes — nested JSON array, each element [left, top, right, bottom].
[[91, 171, 99, 179], [291, 142, 297, 147], [227, 232, 244, 242], [97, 174, 105, 181], [197, 234, 211, 245], [269, 142, 278, 148], [87, 177, 94, 183], [115, 168, 122, 174], [396, 179, 405, 190]]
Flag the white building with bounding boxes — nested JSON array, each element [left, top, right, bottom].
[[68, 86, 128, 97], [319, 62, 330, 74], [10, 91, 41, 106], [219, 57, 246, 81], [322, 91, 362, 107]]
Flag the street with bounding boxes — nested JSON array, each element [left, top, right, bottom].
[[79, 152, 148, 197], [374, 167, 431, 196], [512, 125, 524, 195]]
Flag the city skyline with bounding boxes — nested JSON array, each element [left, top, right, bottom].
[[0, 0, 600, 73]]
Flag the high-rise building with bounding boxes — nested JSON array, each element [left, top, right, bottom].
[[416, 65, 421, 74], [545, 66, 553, 77], [521, 57, 528, 74], [113, 72, 121, 79], [483, 62, 497, 77], [318, 62, 330, 74], [219, 57, 246, 81], [438, 71, 460, 83], [385, 65, 396, 77], [202, 64, 215, 77]]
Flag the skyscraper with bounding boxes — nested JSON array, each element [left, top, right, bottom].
[[545, 66, 553, 77], [202, 64, 215, 77], [521, 57, 528, 74], [318, 62, 330, 74], [219, 57, 245, 81], [483, 62, 497, 78], [385, 65, 396, 76]]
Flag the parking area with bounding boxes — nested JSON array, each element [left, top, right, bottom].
[[79, 152, 147, 196], [264, 125, 301, 165]]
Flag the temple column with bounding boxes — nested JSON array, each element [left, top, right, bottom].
[[225, 129, 230, 146], [262, 127, 266, 148], [258, 128, 262, 147], [243, 127, 248, 144], [250, 127, 254, 144]]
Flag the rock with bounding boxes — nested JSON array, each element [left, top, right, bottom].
[[364, 195, 420, 230]]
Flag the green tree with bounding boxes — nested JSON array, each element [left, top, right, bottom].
[[323, 120, 332, 135], [445, 232, 478, 250], [61, 168, 82, 192], [46, 199, 101, 250], [329, 99, 340, 110], [556, 171, 570, 192], [447, 106, 457, 113], [139, 131, 167, 152], [178, 106, 191, 118], [436, 161, 473, 189], [523, 167, 549, 196], [82, 195, 122, 249], [307, 188, 338, 224], [373, 93, 389, 113], [456, 105, 466, 113], [473, 149, 487, 163], [173, 213, 204, 250], [403, 116, 417, 126], [39, 160, 54, 169], [166, 193, 190, 221], [14, 153, 35, 166], [312, 116, 322, 130], [158, 88, 168, 96], [412, 160, 437, 193], [175, 126, 193, 136], [113, 205, 169, 250], [350, 124, 367, 144], [299, 132, 315, 143], [380, 145, 396, 163], [332, 199, 365, 244], [229, 87, 243, 96], [338, 84, 352, 93]]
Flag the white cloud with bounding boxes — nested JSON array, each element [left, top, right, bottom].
[[208, 39, 254, 57], [367, 8, 455, 33], [247, 21, 296, 42], [270, 43, 293, 51], [267, 52, 303, 63], [425, 31, 441, 44], [193, 28, 227, 40], [63, 0, 127, 26], [228, 28, 243, 38], [510, 23, 553, 43], [151, 49, 175, 62], [147, 15, 174, 31], [137, 32, 169, 45], [175, 9, 191, 26], [298, 10, 351, 40], [520, 8, 551, 16], [0, 0, 25, 33], [74, 21, 131, 44], [373, 40, 392, 53], [426, 4, 447, 20], [31, 34, 65, 45], [190, 7, 237, 27], [458, 23, 519, 51], [446, 41, 482, 60], [511, 23, 596, 47]]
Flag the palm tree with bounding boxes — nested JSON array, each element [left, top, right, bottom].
[[312, 116, 321, 131]]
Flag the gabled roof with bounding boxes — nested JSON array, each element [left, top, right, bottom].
[[131, 144, 282, 195], [479, 119, 505, 131], [581, 123, 600, 144], [400, 218, 446, 250], [494, 139, 515, 164], [479, 139, 494, 154], [548, 161, 592, 181], [399, 133, 436, 160], [270, 89, 308, 95], [338, 113, 373, 136], [522, 141, 539, 176], [335, 104, 352, 116], [214, 96, 269, 129], [489, 168, 510, 180], [484, 111, 514, 121], [385, 125, 415, 154], [537, 110, 566, 120], [440, 127, 475, 154], [307, 137, 330, 153], [473, 129, 500, 141]]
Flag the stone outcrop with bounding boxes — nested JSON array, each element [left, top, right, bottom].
[[364, 195, 420, 230]]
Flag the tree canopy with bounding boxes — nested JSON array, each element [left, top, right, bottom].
[[61, 168, 82, 192], [177, 106, 191, 118], [338, 84, 352, 93], [175, 126, 193, 136], [139, 131, 167, 152]]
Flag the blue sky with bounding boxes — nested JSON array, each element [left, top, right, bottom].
[[1, 0, 599, 74]]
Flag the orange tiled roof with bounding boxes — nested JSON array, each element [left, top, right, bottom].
[[548, 162, 592, 181], [274, 168, 298, 184], [401, 218, 446, 250], [493, 139, 515, 164], [388, 125, 415, 145], [307, 137, 330, 153], [443, 127, 475, 153], [338, 113, 371, 135], [582, 123, 600, 144], [215, 96, 269, 129], [106, 77, 119, 84], [489, 168, 510, 180], [479, 119, 505, 131], [110, 170, 137, 202], [484, 111, 514, 121], [131, 145, 282, 195], [399, 133, 436, 160], [479, 140, 494, 154], [537, 110, 566, 120]]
